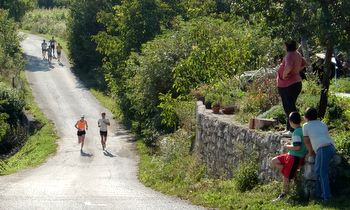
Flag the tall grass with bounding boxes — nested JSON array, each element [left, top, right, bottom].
[[21, 8, 68, 40]]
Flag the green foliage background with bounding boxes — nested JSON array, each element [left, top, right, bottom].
[[0, 10, 26, 141], [21, 8, 68, 39], [0, 0, 36, 21], [0, 0, 349, 208]]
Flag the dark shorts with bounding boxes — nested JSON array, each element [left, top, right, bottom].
[[277, 153, 304, 179], [57, 51, 61, 56], [100, 131, 107, 137], [77, 130, 86, 136]]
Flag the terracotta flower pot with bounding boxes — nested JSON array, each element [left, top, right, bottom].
[[212, 104, 221, 114], [222, 106, 234, 115]]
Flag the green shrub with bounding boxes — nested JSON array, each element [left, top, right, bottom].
[[237, 75, 279, 122], [202, 77, 244, 107], [0, 82, 25, 126], [297, 78, 321, 112], [334, 131, 350, 161], [0, 9, 25, 87], [138, 130, 205, 193], [234, 160, 259, 192], [0, 113, 9, 140], [330, 78, 350, 93], [158, 93, 180, 131], [259, 105, 286, 124]]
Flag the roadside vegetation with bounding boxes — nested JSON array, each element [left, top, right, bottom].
[[2, 0, 350, 209], [330, 78, 350, 94], [64, 0, 350, 209], [21, 8, 68, 40], [0, 72, 58, 175], [0, 6, 57, 175]]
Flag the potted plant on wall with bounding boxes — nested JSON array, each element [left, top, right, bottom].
[[211, 101, 221, 114], [208, 93, 223, 114], [221, 96, 235, 115], [202, 82, 225, 113]]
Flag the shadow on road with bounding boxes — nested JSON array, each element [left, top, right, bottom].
[[114, 127, 136, 142], [25, 54, 51, 72], [103, 150, 116, 158], [80, 150, 93, 157]]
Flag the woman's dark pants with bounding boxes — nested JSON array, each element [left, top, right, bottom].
[[278, 82, 302, 131]]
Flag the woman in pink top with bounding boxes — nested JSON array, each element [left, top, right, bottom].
[[277, 40, 307, 133]]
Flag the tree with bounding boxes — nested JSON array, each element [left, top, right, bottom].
[[67, 0, 118, 77], [38, 0, 71, 8], [0, 10, 26, 140], [0, 9, 24, 86], [0, 0, 36, 21], [230, 0, 350, 118], [316, 0, 350, 118]]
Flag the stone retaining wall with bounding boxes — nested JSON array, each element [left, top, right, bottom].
[[194, 101, 287, 181]]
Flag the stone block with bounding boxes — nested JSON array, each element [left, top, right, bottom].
[[249, 117, 278, 129]]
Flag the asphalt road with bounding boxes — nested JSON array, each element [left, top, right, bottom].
[[0, 34, 203, 210]]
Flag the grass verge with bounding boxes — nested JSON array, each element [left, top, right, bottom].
[[330, 77, 350, 94], [0, 72, 57, 175], [90, 89, 122, 121], [136, 129, 350, 209]]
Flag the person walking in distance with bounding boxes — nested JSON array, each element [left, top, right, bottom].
[[47, 45, 53, 64], [75, 115, 88, 151], [98, 112, 110, 150], [56, 43, 62, 63], [49, 36, 56, 58], [41, 40, 47, 59]]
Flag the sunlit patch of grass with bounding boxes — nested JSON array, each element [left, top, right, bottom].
[[330, 78, 350, 93], [90, 89, 122, 121]]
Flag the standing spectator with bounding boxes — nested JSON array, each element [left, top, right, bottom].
[[277, 40, 307, 135], [303, 107, 336, 202], [271, 111, 307, 201]]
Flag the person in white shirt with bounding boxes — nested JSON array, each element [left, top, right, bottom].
[[303, 107, 336, 202], [41, 40, 47, 59], [98, 112, 110, 150]]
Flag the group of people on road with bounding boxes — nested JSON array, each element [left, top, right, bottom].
[[41, 37, 62, 63], [271, 40, 336, 203], [74, 112, 110, 152]]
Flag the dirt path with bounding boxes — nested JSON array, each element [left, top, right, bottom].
[[0, 33, 203, 210]]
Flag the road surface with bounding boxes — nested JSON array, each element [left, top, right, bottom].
[[0, 34, 203, 210]]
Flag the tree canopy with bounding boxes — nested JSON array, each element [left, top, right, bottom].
[[0, 0, 36, 21], [66, 0, 350, 138]]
